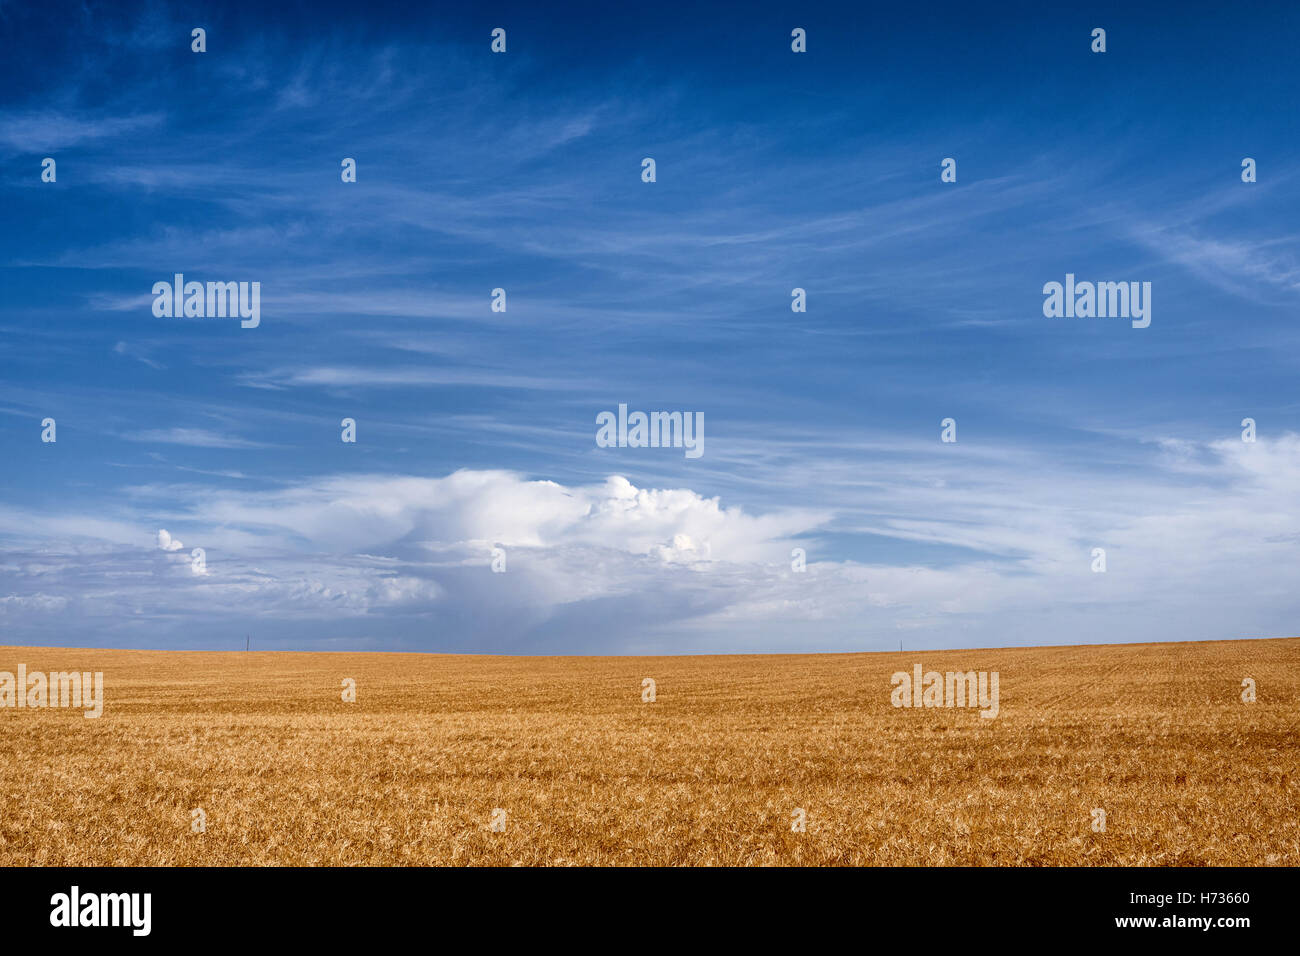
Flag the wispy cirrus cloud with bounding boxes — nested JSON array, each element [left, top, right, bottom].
[[1129, 223, 1300, 299], [122, 428, 267, 449], [0, 111, 164, 152]]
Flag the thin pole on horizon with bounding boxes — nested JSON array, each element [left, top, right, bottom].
[[246, 634, 249, 652]]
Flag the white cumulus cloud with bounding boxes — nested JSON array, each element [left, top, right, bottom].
[[156, 529, 184, 551]]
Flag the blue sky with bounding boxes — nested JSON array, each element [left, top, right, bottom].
[[2, 0, 1299, 652]]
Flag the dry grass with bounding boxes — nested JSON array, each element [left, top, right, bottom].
[[0, 638, 1296, 866]]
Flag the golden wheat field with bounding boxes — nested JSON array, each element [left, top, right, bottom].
[[0, 638, 1296, 866]]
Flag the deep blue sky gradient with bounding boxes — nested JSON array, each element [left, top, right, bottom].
[[1, 1, 1298, 651]]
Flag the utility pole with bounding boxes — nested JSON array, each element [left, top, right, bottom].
[[246, 634, 250, 652]]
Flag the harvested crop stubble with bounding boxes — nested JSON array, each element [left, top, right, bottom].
[[0, 638, 1296, 866]]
